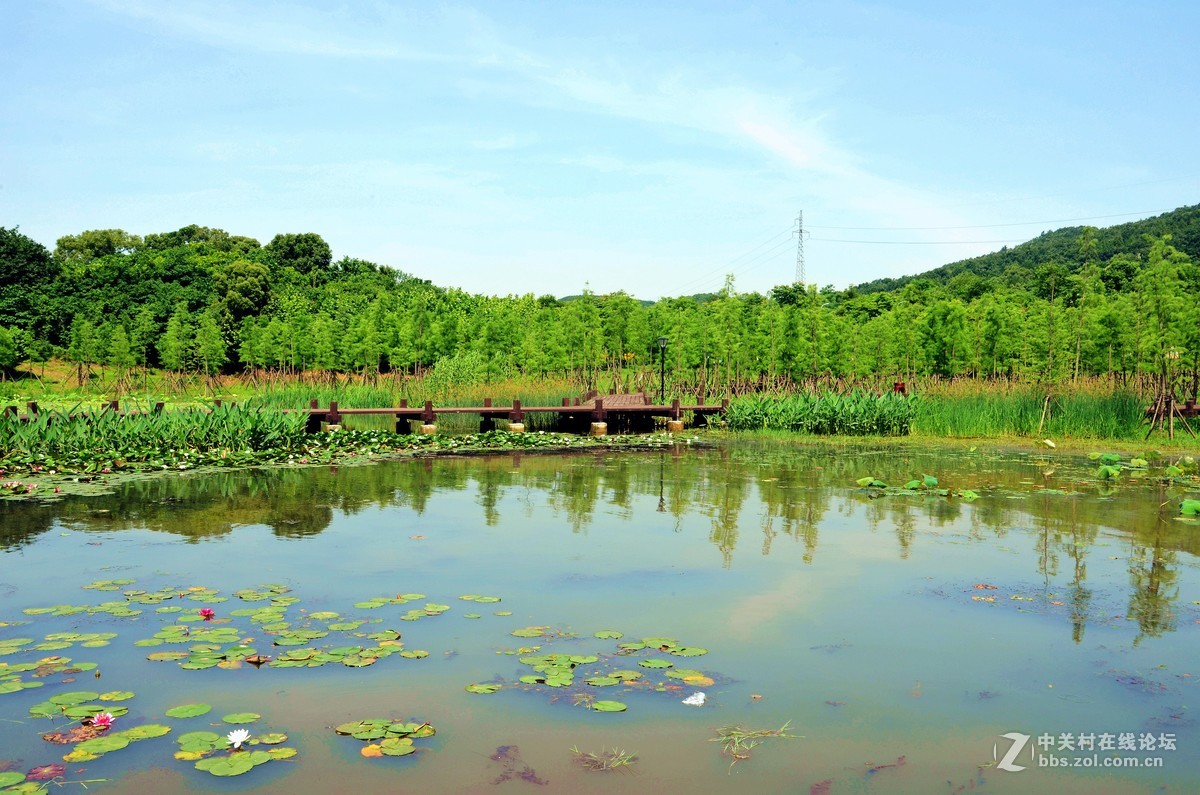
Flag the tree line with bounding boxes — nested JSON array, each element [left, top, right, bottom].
[[0, 217, 1197, 394]]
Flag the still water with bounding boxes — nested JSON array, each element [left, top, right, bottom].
[[1, 441, 1198, 794]]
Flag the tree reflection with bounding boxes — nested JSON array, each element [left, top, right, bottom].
[[0, 443, 1191, 646]]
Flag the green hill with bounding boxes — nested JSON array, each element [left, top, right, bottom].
[[853, 203, 1200, 294]]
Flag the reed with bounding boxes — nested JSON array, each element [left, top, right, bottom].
[[724, 391, 917, 435]]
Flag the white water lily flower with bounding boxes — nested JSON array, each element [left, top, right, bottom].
[[681, 692, 706, 707], [227, 728, 251, 749]]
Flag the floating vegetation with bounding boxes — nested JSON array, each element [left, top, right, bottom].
[[334, 718, 434, 758], [165, 704, 211, 718], [711, 721, 797, 771], [569, 746, 638, 772], [466, 683, 501, 694], [175, 723, 298, 776], [63, 723, 172, 763], [489, 745, 547, 786], [855, 474, 979, 501]]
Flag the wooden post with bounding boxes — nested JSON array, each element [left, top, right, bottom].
[[26, 401, 38, 416], [154, 402, 164, 414], [509, 399, 524, 423], [422, 400, 435, 424], [400, 399, 408, 408], [671, 398, 681, 420], [328, 400, 340, 425]]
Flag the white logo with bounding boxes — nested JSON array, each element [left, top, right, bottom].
[[995, 732, 1032, 772]]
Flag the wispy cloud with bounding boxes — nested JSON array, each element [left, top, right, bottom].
[[91, 0, 443, 60]]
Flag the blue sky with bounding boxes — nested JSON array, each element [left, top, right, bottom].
[[3, 1, 1198, 300]]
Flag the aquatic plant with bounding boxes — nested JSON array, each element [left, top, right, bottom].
[[569, 746, 638, 772], [725, 391, 916, 435], [711, 721, 797, 771]]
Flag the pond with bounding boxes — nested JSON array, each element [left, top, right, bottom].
[[1, 441, 1198, 794]]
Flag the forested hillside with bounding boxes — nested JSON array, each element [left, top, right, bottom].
[[854, 204, 1200, 296], [0, 211, 1197, 392]]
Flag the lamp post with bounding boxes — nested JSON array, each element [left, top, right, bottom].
[[657, 336, 668, 402]]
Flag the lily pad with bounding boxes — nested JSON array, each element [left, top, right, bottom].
[[0, 773, 27, 787], [195, 754, 255, 776], [591, 700, 627, 712], [594, 630, 623, 639], [222, 712, 261, 724], [166, 703, 212, 718], [638, 659, 673, 669], [466, 683, 501, 694], [99, 690, 135, 701]]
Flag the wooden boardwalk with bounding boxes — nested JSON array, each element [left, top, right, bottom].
[[3, 392, 726, 435], [305, 391, 727, 433]]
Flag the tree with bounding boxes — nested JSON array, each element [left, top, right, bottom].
[[66, 315, 98, 387], [0, 327, 18, 371], [265, 233, 332, 286], [0, 227, 59, 331], [195, 311, 227, 376], [106, 324, 134, 370], [54, 229, 142, 264], [214, 259, 271, 323], [158, 305, 191, 371]]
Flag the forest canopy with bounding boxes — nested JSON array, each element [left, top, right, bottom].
[[0, 204, 1197, 387]]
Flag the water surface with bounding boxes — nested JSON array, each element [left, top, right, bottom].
[[1, 441, 1197, 794]]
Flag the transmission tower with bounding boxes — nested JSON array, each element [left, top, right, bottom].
[[793, 211, 806, 284]]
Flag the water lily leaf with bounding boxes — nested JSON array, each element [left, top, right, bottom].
[[569, 655, 599, 665], [610, 669, 643, 681], [494, 611, 513, 616], [64, 704, 128, 720], [267, 747, 298, 760], [959, 489, 980, 501], [147, 651, 189, 662], [399, 650, 428, 659], [670, 647, 708, 657], [466, 683, 501, 694], [49, 690, 99, 706], [335, 720, 385, 735], [99, 690, 135, 701], [511, 627, 546, 638], [1130, 458, 1148, 468], [0, 772, 27, 787], [360, 744, 383, 758], [255, 732, 288, 745], [75, 734, 130, 754], [195, 754, 255, 776], [176, 730, 224, 753], [1182, 500, 1200, 516], [122, 723, 171, 739], [388, 722, 435, 738], [856, 477, 886, 487], [922, 474, 938, 488], [222, 712, 261, 724], [618, 642, 646, 651], [463, 613, 481, 619], [585, 676, 620, 686], [1165, 465, 1184, 476], [594, 630, 623, 639], [380, 737, 416, 756], [591, 700, 627, 712], [165, 703, 211, 718], [638, 659, 673, 669]]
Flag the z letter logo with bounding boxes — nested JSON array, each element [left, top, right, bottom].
[[994, 732, 1031, 772]]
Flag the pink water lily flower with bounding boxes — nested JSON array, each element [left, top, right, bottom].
[[91, 712, 115, 729], [199, 608, 215, 621]]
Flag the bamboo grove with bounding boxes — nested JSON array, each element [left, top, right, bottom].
[[1, 214, 1198, 398]]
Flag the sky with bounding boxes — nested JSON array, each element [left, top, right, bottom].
[[3, 1, 1199, 300]]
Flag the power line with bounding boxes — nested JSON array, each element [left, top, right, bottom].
[[793, 210, 805, 284], [811, 237, 1026, 245], [807, 208, 1172, 232], [674, 226, 794, 293]]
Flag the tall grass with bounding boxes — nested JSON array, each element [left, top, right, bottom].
[[0, 404, 308, 469], [725, 391, 917, 435], [911, 388, 1146, 439]]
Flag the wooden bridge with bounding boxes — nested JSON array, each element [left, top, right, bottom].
[[304, 390, 727, 434], [4, 392, 726, 435]]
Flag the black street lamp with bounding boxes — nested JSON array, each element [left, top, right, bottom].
[[657, 336, 668, 402]]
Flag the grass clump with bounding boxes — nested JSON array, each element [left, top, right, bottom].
[[569, 746, 638, 772], [711, 720, 797, 771]]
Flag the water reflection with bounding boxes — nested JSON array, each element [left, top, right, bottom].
[[0, 442, 1194, 646]]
